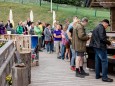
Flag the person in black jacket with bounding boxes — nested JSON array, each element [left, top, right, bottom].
[[89, 19, 113, 82], [5, 20, 13, 29]]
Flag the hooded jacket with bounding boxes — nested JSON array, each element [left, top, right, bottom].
[[72, 23, 89, 52]]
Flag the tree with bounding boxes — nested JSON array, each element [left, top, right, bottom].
[[43, 0, 85, 6]]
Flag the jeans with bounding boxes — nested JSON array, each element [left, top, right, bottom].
[[94, 48, 108, 80], [70, 45, 76, 67], [46, 42, 51, 52], [42, 36, 45, 47], [50, 42, 54, 51], [61, 44, 65, 59]]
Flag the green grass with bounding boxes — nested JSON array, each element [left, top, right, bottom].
[[0, 2, 110, 31]]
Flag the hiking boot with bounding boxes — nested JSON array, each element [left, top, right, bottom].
[[80, 69, 89, 76], [76, 70, 85, 78]]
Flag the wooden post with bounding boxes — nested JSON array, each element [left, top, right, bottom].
[[12, 66, 28, 86], [110, 7, 115, 31], [20, 51, 31, 84]]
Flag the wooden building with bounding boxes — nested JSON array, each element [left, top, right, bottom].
[[90, 0, 115, 31]]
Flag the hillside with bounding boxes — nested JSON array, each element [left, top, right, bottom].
[[0, 2, 110, 31]]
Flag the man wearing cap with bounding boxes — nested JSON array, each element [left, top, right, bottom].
[[89, 19, 113, 82]]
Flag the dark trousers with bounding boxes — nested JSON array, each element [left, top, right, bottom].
[[94, 48, 108, 80], [39, 37, 42, 50]]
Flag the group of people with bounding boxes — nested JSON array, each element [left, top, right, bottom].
[[0, 16, 113, 82], [52, 16, 113, 82]]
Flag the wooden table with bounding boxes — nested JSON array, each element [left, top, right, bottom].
[[86, 46, 115, 73]]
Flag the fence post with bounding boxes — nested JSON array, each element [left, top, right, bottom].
[[94, 9, 97, 17], [57, 4, 59, 11], [22, 0, 23, 4], [76, 7, 78, 14], [40, 0, 41, 6]]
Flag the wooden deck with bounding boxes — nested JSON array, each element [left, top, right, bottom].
[[29, 51, 115, 86]]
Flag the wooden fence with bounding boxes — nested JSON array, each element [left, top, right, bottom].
[[0, 40, 16, 86], [0, 34, 38, 52]]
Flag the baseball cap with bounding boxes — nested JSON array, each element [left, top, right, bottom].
[[102, 19, 110, 26]]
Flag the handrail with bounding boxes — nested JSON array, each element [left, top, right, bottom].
[[0, 47, 16, 76], [0, 40, 16, 86], [0, 40, 13, 55]]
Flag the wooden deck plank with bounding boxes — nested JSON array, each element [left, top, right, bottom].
[[29, 51, 115, 86]]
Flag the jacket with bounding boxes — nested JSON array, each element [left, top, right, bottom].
[[34, 26, 42, 37], [29, 28, 35, 35], [0, 24, 6, 34], [89, 24, 111, 50], [16, 25, 23, 34], [44, 28, 52, 41], [72, 23, 89, 52]]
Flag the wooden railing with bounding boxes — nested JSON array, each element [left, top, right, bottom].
[[0, 34, 39, 52], [0, 40, 16, 86]]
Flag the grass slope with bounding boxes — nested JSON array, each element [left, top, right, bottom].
[[0, 2, 110, 31]]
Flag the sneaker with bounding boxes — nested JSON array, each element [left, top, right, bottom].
[[48, 52, 50, 54], [102, 78, 113, 82], [80, 70, 89, 76], [71, 66, 76, 71], [57, 56, 61, 59]]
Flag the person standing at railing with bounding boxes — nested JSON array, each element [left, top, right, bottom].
[[5, 20, 15, 34], [22, 22, 28, 35], [5, 20, 13, 30], [27, 18, 32, 33], [38, 22, 44, 49], [29, 22, 35, 35], [34, 22, 42, 51], [16, 21, 23, 34], [0, 21, 6, 34]]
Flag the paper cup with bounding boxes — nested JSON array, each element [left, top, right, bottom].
[[7, 31, 11, 34]]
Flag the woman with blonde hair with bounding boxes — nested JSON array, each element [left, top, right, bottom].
[[62, 24, 71, 61]]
